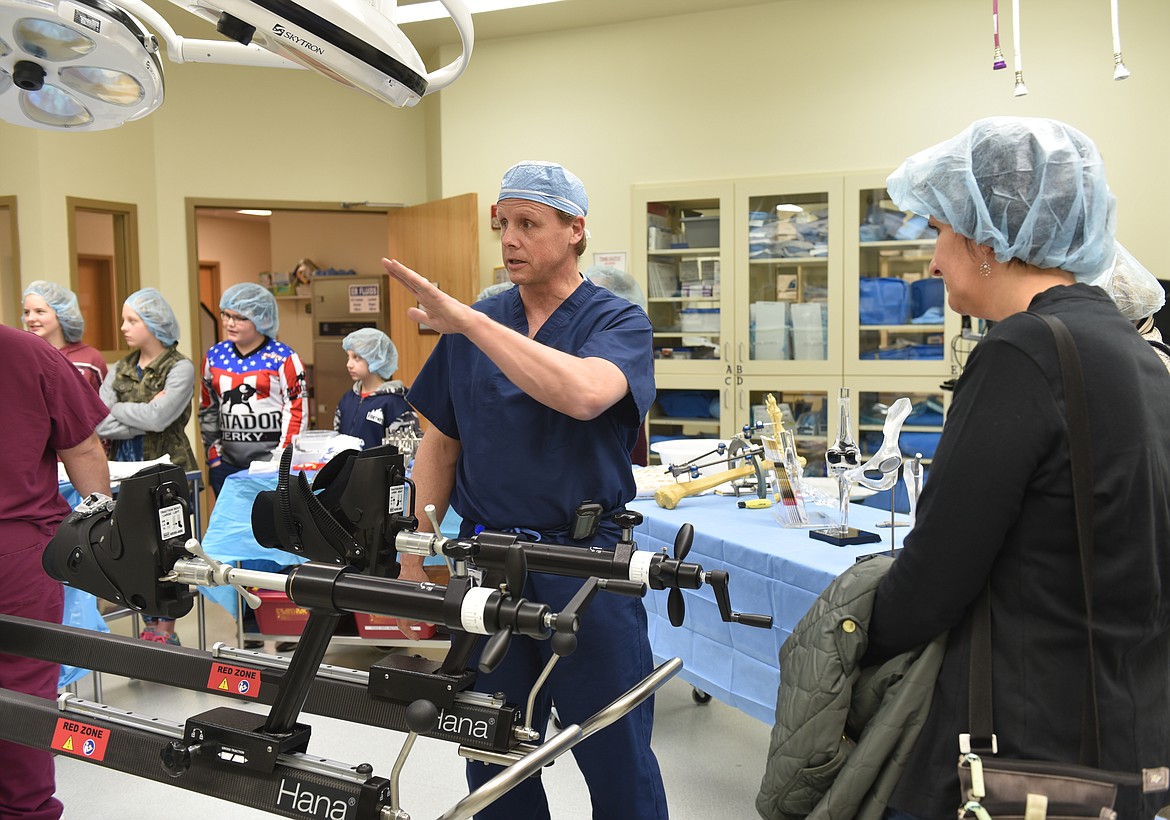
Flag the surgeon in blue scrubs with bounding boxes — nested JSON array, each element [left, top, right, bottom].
[[382, 160, 665, 819]]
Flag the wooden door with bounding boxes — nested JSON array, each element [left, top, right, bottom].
[[77, 254, 116, 350], [386, 193, 479, 388]]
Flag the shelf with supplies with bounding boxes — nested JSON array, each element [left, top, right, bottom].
[[846, 173, 962, 375], [633, 172, 962, 466]]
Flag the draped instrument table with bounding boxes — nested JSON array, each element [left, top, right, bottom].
[[629, 495, 906, 725]]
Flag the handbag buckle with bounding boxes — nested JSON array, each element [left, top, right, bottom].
[[961, 752, 987, 800], [960, 800, 993, 820], [959, 732, 998, 755]]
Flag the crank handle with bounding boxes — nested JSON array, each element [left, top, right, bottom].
[[703, 569, 773, 629]]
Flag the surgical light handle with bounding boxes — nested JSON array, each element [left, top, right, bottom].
[[120, 0, 301, 67]]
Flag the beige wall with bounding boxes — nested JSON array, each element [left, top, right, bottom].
[[435, 0, 1170, 285]]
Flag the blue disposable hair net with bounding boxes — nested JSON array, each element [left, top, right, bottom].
[[342, 328, 398, 379], [886, 117, 1117, 282], [1099, 242, 1166, 321], [220, 282, 278, 336], [476, 281, 515, 301], [23, 280, 85, 343], [584, 265, 647, 311], [125, 287, 180, 346]]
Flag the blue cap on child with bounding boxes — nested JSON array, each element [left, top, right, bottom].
[[343, 328, 398, 378]]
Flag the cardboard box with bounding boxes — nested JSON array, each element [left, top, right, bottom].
[[353, 614, 437, 640], [776, 274, 798, 300], [252, 589, 310, 636]]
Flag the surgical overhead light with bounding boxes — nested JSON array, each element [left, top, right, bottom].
[[0, 0, 473, 131]]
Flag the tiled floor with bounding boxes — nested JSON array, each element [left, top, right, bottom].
[[53, 600, 773, 818]]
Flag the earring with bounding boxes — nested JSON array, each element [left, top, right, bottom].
[[979, 254, 992, 277]]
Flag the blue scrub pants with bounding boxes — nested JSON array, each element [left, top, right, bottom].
[[209, 460, 246, 497], [465, 572, 669, 819]]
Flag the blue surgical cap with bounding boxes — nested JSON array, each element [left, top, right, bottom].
[[220, 282, 278, 336], [498, 160, 588, 217], [125, 287, 180, 347], [342, 328, 398, 379], [23, 280, 84, 343], [886, 117, 1116, 282], [1100, 242, 1166, 321], [584, 265, 647, 311]]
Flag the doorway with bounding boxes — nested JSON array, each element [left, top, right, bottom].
[[68, 197, 140, 358]]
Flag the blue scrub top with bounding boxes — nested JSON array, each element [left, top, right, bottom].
[[407, 279, 655, 541]]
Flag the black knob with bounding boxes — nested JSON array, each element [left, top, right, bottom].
[[405, 699, 440, 735], [159, 741, 193, 777], [13, 61, 46, 92], [216, 12, 256, 46], [612, 510, 643, 528]]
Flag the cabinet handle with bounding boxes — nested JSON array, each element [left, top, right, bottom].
[[739, 389, 746, 411], [723, 342, 731, 362], [723, 388, 730, 410], [739, 342, 746, 362]]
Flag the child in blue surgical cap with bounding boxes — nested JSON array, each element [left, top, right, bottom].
[[334, 328, 421, 452], [22, 279, 107, 392], [95, 287, 197, 646]]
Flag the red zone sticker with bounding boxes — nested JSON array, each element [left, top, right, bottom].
[[52, 718, 110, 761], [207, 662, 262, 698]]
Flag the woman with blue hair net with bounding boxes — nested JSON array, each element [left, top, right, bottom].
[[841, 118, 1170, 820], [21, 280, 107, 391], [1100, 242, 1170, 373], [333, 328, 421, 452], [96, 287, 197, 645], [199, 282, 308, 497]]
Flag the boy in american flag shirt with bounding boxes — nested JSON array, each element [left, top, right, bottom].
[[200, 283, 308, 496]]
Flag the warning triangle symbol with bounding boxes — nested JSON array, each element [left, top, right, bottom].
[[218, 678, 229, 690], [63, 736, 74, 751]]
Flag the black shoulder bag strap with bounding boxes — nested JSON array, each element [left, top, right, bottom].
[[1148, 338, 1170, 360], [967, 312, 1102, 766]]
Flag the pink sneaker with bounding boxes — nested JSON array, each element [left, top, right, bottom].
[[140, 629, 180, 645]]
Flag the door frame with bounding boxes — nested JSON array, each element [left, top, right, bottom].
[[0, 196, 20, 327]]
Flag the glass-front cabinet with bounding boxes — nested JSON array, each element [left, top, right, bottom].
[[735, 175, 843, 377], [634, 172, 962, 461], [635, 181, 734, 379], [844, 172, 962, 377]]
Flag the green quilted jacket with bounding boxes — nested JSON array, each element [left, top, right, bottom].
[[756, 555, 947, 820]]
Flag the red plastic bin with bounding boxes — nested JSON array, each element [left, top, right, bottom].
[[353, 613, 436, 640], [252, 589, 310, 636]]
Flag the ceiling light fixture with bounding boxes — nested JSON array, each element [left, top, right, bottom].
[[236, 208, 272, 215], [0, 0, 473, 131], [396, 0, 563, 25]]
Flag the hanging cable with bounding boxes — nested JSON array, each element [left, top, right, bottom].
[[991, 0, 1007, 69], [1012, 0, 1028, 96], [1111, 0, 1131, 80]]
